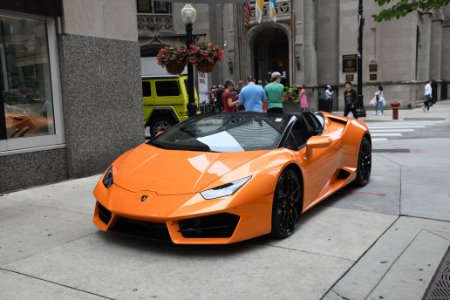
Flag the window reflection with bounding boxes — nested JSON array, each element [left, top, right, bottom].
[[1, 14, 54, 139], [137, 0, 172, 14]]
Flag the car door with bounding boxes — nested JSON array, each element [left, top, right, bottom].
[[292, 115, 342, 210]]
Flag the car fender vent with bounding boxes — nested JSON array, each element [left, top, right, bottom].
[[327, 116, 348, 125], [337, 168, 352, 179]]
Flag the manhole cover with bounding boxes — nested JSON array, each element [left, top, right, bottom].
[[373, 149, 411, 153], [424, 248, 450, 300]]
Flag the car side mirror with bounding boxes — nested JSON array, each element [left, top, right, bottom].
[[305, 136, 331, 156]]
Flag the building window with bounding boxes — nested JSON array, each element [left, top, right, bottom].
[[137, 0, 172, 14], [0, 13, 64, 153]]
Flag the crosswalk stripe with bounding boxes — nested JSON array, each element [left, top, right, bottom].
[[370, 129, 415, 133], [372, 138, 388, 142], [368, 126, 425, 129], [371, 133, 402, 137]]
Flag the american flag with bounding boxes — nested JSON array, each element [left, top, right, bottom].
[[243, 2, 252, 27]]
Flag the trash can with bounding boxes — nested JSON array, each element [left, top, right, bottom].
[[390, 102, 400, 120]]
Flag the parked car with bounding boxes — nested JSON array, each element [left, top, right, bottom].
[[93, 111, 372, 244], [142, 75, 198, 136]]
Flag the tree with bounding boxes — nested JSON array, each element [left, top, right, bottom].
[[373, 0, 450, 22]]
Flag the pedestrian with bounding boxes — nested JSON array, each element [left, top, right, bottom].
[[238, 76, 267, 112], [343, 81, 358, 119], [215, 84, 224, 112], [373, 85, 385, 115], [324, 85, 334, 112], [222, 80, 239, 112], [299, 84, 308, 112], [236, 80, 245, 95], [209, 85, 217, 112], [264, 71, 285, 114], [423, 80, 432, 111]]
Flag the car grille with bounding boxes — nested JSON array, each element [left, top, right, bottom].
[[113, 217, 171, 241], [97, 202, 112, 225], [178, 213, 240, 238]]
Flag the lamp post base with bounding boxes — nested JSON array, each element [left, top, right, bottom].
[[187, 102, 197, 117]]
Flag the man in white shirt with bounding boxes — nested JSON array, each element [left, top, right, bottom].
[[424, 80, 432, 111], [325, 85, 334, 112]]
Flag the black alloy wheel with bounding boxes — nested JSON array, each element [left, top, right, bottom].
[[150, 117, 175, 136], [354, 136, 372, 186], [271, 168, 302, 238]]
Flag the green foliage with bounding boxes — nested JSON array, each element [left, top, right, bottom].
[[373, 0, 450, 22]]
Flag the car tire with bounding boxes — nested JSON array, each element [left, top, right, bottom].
[[271, 168, 302, 239], [354, 136, 372, 187], [150, 116, 175, 136]]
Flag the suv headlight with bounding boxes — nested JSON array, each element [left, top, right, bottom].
[[102, 166, 113, 188], [200, 176, 251, 200]]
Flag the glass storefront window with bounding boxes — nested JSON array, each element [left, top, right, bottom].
[[0, 14, 55, 140]]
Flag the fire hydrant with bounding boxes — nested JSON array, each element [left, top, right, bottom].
[[390, 102, 400, 120]]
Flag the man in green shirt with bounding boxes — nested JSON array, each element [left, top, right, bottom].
[[264, 71, 284, 114]]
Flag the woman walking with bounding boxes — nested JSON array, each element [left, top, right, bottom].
[[374, 86, 385, 115], [299, 84, 308, 112]]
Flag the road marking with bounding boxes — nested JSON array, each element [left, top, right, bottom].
[[371, 133, 402, 137], [370, 129, 415, 133], [368, 126, 425, 129], [372, 138, 388, 142]]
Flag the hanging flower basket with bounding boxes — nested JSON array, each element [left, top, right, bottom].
[[188, 41, 224, 73], [156, 46, 187, 74], [197, 61, 215, 73], [165, 62, 185, 75]]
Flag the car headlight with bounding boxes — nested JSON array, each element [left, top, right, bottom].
[[102, 166, 113, 188], [200, 176, 251, 200]]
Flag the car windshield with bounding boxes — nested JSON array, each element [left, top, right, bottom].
[[149, 112, 292, 152]]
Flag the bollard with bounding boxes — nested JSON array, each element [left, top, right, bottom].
[[390, 102, 400, 120]]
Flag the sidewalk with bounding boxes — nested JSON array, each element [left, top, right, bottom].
[[356, 99, 450, 122], [0, 101, 450, 299]]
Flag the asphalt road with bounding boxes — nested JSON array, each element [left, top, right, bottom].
[[1, 103, 450, 300]]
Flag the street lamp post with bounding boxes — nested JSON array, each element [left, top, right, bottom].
[[357, 0, 366, 117], [181, 4, 197, 118]]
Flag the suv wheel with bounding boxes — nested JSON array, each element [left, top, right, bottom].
[[150, 116, 176, 136]]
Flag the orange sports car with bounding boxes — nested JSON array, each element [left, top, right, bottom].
[[93, 112, 371, 244]]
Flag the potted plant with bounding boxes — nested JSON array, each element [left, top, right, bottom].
[[282, 86, 300, 113], [156, 46, 187, 75], [188, 41, 224, 73]]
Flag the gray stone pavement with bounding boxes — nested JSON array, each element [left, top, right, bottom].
[[0, 100, 450, 300]]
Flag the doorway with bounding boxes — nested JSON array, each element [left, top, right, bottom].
[[253, 27, 289, 85]]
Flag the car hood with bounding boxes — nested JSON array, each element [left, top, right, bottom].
[[114, 144, 267, 195]]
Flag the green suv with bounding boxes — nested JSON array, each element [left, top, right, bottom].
[[142, 75, 198, 136]]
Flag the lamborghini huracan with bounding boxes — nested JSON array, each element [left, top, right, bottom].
[[93, 111, 371, 244]]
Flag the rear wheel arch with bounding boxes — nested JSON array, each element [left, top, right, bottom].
[[147, 109, 179, 136], [146, 108, 179, 127]]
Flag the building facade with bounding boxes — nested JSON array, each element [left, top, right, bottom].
[[0, 0, 143, 192], [139, 0, 450, 109], [1, 0, 449, 192]]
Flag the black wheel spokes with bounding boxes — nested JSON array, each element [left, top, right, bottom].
[[359, 141, 372, 182], [277, 173, 301, 235]]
